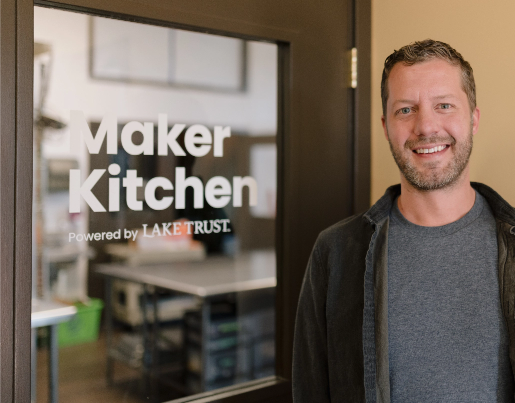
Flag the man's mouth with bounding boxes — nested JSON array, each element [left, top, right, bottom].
[[413, 145, 449, 154]]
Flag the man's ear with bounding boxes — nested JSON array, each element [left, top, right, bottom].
[[381, 115, 388, 141], [472, 107, 480, 135]]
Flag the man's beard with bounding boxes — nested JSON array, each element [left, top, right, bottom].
[[387, 128, 473, 192]]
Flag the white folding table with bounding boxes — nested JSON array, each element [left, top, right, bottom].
[[31, 299, 77, 403]]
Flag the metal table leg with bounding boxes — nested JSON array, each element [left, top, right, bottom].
[[31, 329, 37, 403], [141, 284, 150, 398], [49, 324, 59, 403], [151, 288, 159, 402], [105, 277, 114, 386]]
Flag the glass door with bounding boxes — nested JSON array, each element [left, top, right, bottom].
[[0, 0, 370, 401], [33, 7, 278, 402]]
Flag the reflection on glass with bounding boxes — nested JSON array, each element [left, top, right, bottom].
[[33, 6, 277, 402]]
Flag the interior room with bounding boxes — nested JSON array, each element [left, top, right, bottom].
[[33, 6, 277, 402]]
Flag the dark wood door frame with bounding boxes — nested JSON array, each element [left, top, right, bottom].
[[0, 0, 371, 401]]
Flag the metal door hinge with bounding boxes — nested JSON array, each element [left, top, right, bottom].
[[349, 47, 357, 89]]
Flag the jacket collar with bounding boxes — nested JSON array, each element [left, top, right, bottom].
[[363, 184, 400, 225], [472, 182, 515, 226], [363, 182, 515, 227]]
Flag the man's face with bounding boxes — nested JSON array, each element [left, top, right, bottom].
[[381, 59, 480, 191]]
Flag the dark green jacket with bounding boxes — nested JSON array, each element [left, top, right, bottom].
[[292, 182, 515, 402]]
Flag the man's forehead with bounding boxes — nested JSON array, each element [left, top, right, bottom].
[[388, 59, 464, 100], [389, 59, 461, 81]]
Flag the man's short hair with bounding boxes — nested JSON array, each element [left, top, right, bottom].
[[381, 39, 476, 116]]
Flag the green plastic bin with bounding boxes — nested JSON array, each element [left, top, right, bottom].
[[58, 298, 104, 347]]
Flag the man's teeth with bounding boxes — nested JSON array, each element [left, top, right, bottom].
[[415, 145, 447, 154]]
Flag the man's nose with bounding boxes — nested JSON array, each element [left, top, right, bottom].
[[414, 107, 439, 136]]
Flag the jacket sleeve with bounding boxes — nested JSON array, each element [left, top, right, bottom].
[[292, 240, 331, 402]]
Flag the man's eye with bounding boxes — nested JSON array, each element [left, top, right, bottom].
[[440, 103, 451, 109], [399, 107, 411, 115]]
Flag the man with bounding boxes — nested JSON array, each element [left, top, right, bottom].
[[292, 39, 515, 402]]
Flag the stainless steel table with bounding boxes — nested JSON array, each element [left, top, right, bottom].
[[96, 250, 276, 398], [31, 299, 77, 403], [97, 250, 276, 296]]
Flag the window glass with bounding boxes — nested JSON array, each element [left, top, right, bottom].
[[33, 6, 277, 402]]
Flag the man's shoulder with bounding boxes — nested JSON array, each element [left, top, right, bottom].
[[473, 182, 515, 226], [319, 213, 368, 238], [314, 212, 373, 255], [306, 213, 375, 282]]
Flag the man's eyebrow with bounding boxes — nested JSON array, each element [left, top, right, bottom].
[[392, 99, 416, 105], [432, 94, 455, 100], [392, 94, 457, 105]]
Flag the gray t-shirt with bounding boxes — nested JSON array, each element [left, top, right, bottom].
[[388, 191, 513, 402]]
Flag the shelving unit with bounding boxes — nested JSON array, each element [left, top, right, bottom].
[[184, 300, 274, 394], [97, 251, 276, 399]]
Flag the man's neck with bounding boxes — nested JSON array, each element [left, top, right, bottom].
[[397, 172, 476, 227]]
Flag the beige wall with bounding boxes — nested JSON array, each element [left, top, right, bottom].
[[371, 0, 515, 204]]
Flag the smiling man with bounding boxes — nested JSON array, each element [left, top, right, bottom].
[[293, 40, 515, 402]]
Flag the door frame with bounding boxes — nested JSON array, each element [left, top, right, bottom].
[[0, 0, 371, 401]]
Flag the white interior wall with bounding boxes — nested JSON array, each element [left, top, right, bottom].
[[34, 6, 278, 166]]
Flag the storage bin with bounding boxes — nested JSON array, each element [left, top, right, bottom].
[[58, 298, 103, 347]]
